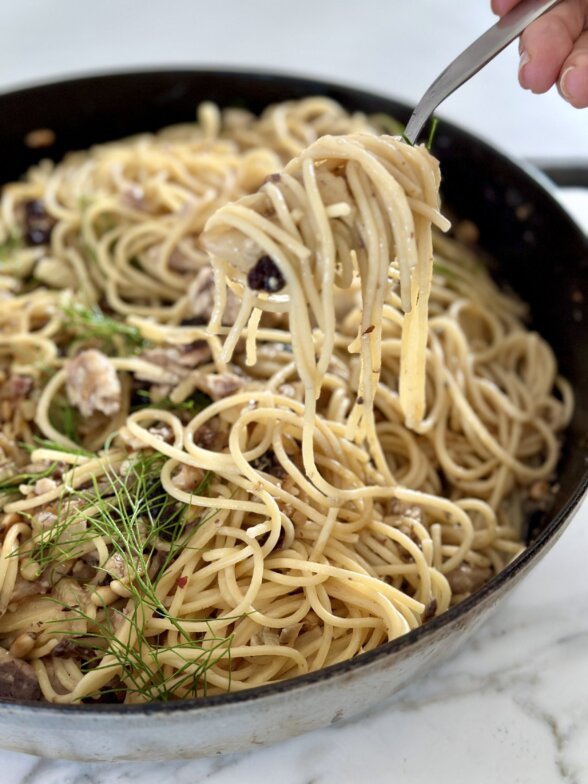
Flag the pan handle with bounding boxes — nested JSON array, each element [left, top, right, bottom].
[[527, 159, 588, 189]]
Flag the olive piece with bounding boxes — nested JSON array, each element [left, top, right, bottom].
[[24, 199, 48, 219], [247, 255, 286, 293], [25, 227, 51, 246], [22, 199, 54, 246]]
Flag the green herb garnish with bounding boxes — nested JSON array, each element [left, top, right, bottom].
[[63, 302, 145, 354], [432, 260, 457, 281], [0, 461, 58, 496], [22, 437, 93, 458], [371, 113, 405, 137], [48, 396, 80, 443], [81, 242, 98, 264], [0, 234, 22, 260], [426, 117, 439, 152], [132, 389, 212, 414], [27, 452, 230, 701]]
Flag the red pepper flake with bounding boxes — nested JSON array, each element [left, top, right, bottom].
[[176, 576, 188, 589], [363, 325, 375, 335]]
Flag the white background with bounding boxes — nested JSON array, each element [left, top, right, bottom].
[[0, 0, 585, 160], [0, 2, 586, 783]]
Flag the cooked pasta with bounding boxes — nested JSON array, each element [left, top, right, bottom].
[[0, 98, 571, 704]]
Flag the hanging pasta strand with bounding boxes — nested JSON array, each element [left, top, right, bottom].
[[204, 132, 450, 490]]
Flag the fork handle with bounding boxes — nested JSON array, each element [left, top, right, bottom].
[[404, 0, 563, 144]]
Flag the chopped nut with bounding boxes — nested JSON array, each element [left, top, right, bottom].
[[528, 479, 550, 501], [185, 266, 240, 326], [173, 464, 203, 491], [203, 372, 244, 399], [446, 563, 491, 595], [34, 477, 57, 496], [24, 128, 56, 149], [0, 650, 42, 701], [66, 349, 121, 418], [104, 552, 127, 581], [279, 623, 303, 647]]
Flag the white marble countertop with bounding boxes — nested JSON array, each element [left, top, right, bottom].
[[1, 2, 587, 782]]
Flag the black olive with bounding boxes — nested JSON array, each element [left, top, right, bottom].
[[247, 255, 286, 293], [180, 316, 207, 327], [25, 227, 51, 246], [251, 449, 287, 479], [24, 199, 48, 219], [22, 199, 54, 246]]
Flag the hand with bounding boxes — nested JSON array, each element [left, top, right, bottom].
[[492, 0, 588, 107]]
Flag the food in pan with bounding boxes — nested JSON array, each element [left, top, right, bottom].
[[0, 98, 570, 703]]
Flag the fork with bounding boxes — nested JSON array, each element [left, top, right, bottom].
[[404, 0, 563, 144]]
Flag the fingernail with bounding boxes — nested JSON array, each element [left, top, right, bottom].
[[559, 66, 575, 100], [519, 51, 531, 88]]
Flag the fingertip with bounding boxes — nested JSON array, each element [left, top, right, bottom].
[[559, 66, 588, 108], [518, 51, 555, 93], [517, 13, 578, 94], [518, 51, 531, 90], [491, 0, 519, 16]]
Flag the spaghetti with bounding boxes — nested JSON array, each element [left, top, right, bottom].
[[0, 98, 571, 704]]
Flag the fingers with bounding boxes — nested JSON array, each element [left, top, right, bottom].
[[517, 0, 586, 92], [491, 0, 588, 106], [558, 30, 588, 107], [491, 0, 520, 15]]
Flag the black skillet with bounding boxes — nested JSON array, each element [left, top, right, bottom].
[[0, 70, 586, 761]]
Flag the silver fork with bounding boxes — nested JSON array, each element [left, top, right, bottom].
[[404, 0, 563, 144]]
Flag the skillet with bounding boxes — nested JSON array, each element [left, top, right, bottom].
[[0, 69, 586, 761]]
